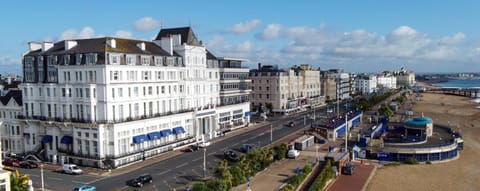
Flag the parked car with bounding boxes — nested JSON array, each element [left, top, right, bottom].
[[198, 141, 211, 148], [342, 162, 355, 175], [19, 161, 38, 169], [223, 150, 240, 161], [287, 150, 300, 159], [127, 174, 153, 187], [2, 158, 20, 167], [288, 121, 296, 127], [73, 184, 96, 191], [63, 164, 83, 175], [241, 144, 255, 153]]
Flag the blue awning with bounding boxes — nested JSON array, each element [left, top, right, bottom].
[[42, 135, 53, 143], [159, 129, 172, 137], [245, 111, 251, 116], [60, 136, 73, 144], [147, 132, 161, 140], [172, 127, 185, 134], [132, 134, 148, 144]]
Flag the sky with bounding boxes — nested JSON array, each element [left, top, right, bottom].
[[1, 0, 480, 75]]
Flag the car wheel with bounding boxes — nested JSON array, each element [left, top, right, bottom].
[[139, 183, 143, 188], [149, 180, 152, 183]]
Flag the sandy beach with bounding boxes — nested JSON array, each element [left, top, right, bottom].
[[366, 92, 480, 191]]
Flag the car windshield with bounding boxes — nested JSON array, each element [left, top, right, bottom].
[[72, 166, 80, 170]]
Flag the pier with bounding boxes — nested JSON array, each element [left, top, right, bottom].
[[427, 87, 480, 98]]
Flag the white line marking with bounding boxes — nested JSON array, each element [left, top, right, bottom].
[[207, 151, 216, 156], [232, 143, 239, 147], [156, 169, 171, 175], [118, 186, 128, 190], [85, 176, 109, 184], [259, 132, 265, 136], [47, 177, 62, 181], [72, 180, 85, 184], [176, 162, 188, 168], [192, 157, 202, 162], [164, 180, 172, 189], [30, 174, 39, 177]]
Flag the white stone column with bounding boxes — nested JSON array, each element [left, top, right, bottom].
[[195, 118, 200, 142]]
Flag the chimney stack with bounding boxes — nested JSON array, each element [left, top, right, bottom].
[[28, 42, 42, 51], [65, 40, 78, 50], [107, 38, 116, 48], [41, 42, 54, 52], [258, 63, 262, 70]]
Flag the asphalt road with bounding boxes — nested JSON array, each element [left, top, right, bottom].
[[18, 101, 353, 191]]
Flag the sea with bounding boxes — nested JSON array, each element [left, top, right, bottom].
[[433, 79, 480, 89]]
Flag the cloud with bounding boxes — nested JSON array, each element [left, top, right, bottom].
[[115, 30, 133, 39], [59, 27, 97, 40], [134, 17, 161, 32], [256, 24, 282, 40], [224, 19, 262, 34], [208, 23, 480, 72], [0, 55, 21, 66]]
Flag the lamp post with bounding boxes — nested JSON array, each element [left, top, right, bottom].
[[315, 145, 319, 164], [203, 147, 206, 178], [345, 113, 348, 153], [41, 164, 44, 191], [270, 124, 273, 147]]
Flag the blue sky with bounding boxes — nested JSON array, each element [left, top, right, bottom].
[[1, 0, 480, 74]]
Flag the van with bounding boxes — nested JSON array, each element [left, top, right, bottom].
[[63, 164, 83, 175]]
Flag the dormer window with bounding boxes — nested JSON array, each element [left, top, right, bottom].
[[64, 55, 70, 65], [86, 53, 97, 65], [154, 57, 163, 66], [110, 54, 120, 65], [126, 55, 136, 65], [141, 56, 150, 65], [76, 54, 83, 65]]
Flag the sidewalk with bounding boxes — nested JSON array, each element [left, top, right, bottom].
[[40, 121, 271, 177]]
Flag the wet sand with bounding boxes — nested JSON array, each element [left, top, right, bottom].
[[366, 93, 480, 191]]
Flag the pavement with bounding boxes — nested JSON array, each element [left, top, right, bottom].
[[326, 161, 376, 191]]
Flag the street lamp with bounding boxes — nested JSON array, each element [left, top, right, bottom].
[[315, 145, 319, 164], [203, 147, 207, 178], [270, 124, 273, 147], [41, 164, 44, 191]]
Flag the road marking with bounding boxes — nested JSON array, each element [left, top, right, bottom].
[[192, 157, 202, 162], [259, 132, 265, 136], [85, 176, 109, 184], [47, 177, 61, 181], [118, 186, 128, 190], [72, 180, 85, 184], [176, 162, 188, 168], [241, 139, 248, 143], [29, 174, 39, 177], [232, 143, 239, 147], [192, 169, 201, 176], [157, 169, 171, 175], [164, 180, 172, 189], [207, 151, 216, 156]]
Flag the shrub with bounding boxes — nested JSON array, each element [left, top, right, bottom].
[[383, 162, 401, 167], [426, 161, 432, 164], [309, 160, 334, 191], [192, 182, 213, 191], [405, 157, 419, 165]]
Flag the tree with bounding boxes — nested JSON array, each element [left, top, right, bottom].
[[205, 179, 229, 191], [10, 171, 29, 191], [215, 160, 232, 189], [192, 182, 213, 191], [229, 166, 246, 186]]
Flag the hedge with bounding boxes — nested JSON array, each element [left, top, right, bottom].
[[308, 160, 334, 191]]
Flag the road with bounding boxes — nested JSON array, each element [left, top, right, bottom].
[[18, 101, 353, 190]]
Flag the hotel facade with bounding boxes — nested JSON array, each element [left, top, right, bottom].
[[19, 27, 251, 168]]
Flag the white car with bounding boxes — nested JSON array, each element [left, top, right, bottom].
[[287, 150, 300, 159], [198, 141, 211, 148]]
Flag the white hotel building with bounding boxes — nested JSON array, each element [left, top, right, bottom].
[[20, 27, 250, 168]]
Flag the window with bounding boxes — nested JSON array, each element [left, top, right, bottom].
[[76, 54, 82, 65], [85, 88, 90, 98], [134, 103, 139, 117], [112, 88, 115, 98], [155, 57, 163, 65], [141, 57, 150, 65], [86, 53, 97, 65], [134, 87, 139, 97], [110, 71, 120, 81], [126, 55, 136, 65], [118, 88, 123, 97], [148, 87, 152, 95], [111, 55, 120, 64]]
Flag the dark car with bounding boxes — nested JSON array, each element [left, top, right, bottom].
[[241, 144, 255, 153], [223, 150, 239, 161], [288, 121, 296, 127], [127, 174, 153, 187], [342, 163, 355, 175], [2, 158, 20, 167], [19, 161, 38, 169], [184, 145, 200, 152]]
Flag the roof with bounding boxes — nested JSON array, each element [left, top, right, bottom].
[[403, 116, 432, 127], [0, 90, 22, 106], [25, 37, 172, 56], [155, 27, 202, 46]]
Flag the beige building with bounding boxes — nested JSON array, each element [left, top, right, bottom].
[[320, 71, 337, 102], [394, 69, 415, 88], [249, 64, 322, 115]]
